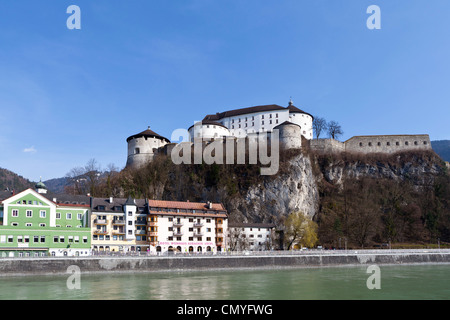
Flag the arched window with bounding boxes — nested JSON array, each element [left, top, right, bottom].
[[135, 148, 140, 154]]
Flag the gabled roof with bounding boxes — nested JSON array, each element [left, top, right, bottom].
[[126, 126, 170, 143], [147, 199, 226, 211], [202, 102, 313, 121], [203, 104, 287, 121], [187, 120, 230, 131]]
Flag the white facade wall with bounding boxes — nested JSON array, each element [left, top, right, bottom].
[[228, 225, 274, 251], [195, 110, 313, 141], [127, 136, 169, 167], [221, 110, 290, 137], [288, 112, 313, 140], [188, 123, 231, 142]]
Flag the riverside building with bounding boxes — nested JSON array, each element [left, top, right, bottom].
[[90, 196, 228, 254], [228, 222, 275, 251], [0, 182, 91, 257]]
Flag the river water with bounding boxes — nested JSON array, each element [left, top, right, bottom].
[[1, 264, 449, 300]]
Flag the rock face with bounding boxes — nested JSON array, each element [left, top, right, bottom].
[[223, 153, 319, 224], [313, 151, 444, 188]]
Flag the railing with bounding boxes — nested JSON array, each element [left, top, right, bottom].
[[1, 248, 449, 259]]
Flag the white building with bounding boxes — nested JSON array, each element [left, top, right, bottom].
[[227, 223, 275, 251], [192, 100, 313, 140]]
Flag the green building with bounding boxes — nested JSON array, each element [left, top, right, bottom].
[[0, 182, 91, 257]]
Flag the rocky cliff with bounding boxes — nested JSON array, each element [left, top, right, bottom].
[[104, 147, 449, 245]]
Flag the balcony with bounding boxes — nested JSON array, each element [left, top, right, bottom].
[[94, 230, 108, 235], [173, 231, 183, 236], [112, 230, 125, 235], [135, 230, 146, 235], [112, 219, 125, 225], [193, 231, 204, 237], [148, 221, 157, 227], [135, 220, 147, 226], [94, 219, 107, 224], [172, 221, 183, 227], [148, 232, 158, 237], [193, 222, 204, 227]]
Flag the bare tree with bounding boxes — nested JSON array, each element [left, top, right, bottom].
[[313, 117, 328, 140], [65, 158, 102, 196], [327, 120, 343, 140], [228, 227, 250, 251]]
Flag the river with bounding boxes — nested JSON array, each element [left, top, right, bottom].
[[1, 263, 449, 300]]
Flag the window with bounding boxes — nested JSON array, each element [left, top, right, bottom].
[[56, 212, 61, 219], [33, 236, 39, 243], [135, 148, 140, 154], [26, 210, 32, 217], [12, 209, 18, 217], [25, 223, 32, 227], [54, 236, 59, 243], [40, 210, 46, 218], [40, 236, 46, 243], [11, 222, 18, 226], [77, 213, 82, 220], [66, 213, 72, 219], [8, 236, 13, 243]]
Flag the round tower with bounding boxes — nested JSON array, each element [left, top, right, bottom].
[[286, 99, 314, 140], [273, 121, 302, 150], [188, 120, 231, 142], [126, 126, 170, 168]]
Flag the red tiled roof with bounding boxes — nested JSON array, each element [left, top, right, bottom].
[[148, 199, 225, 211]]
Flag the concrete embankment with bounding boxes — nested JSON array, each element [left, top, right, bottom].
[[1, 251, 450, 276]]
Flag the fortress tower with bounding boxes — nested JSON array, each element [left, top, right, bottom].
[[126, 126, 170, 168]]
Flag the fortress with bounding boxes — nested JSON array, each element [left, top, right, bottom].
[[125, 100, 431, 168]]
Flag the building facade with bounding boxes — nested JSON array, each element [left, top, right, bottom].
[[227, 223, 275, 251], [192, 100, 313, 140], [91, 196, 149, 253], [147, 200, 228, 254], [90, 197, 228, 254], [0, 185, 91, 257]]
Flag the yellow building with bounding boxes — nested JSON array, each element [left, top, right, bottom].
[[91, 196, 148, 253]]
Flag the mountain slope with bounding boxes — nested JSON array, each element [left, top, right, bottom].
[[432, 140, 450, 162], [0, 168, 34, 192]]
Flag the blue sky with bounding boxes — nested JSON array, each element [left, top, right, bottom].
[[0, 0, 449, 182]]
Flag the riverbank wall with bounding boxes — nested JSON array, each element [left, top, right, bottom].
[[1, 250, 450, 276]]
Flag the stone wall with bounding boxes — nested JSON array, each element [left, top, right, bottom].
[[0, 251, 449, 276], [345, 135, 431, 154], [310, 139, 345, 153], [310, 135, 432, 155]]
